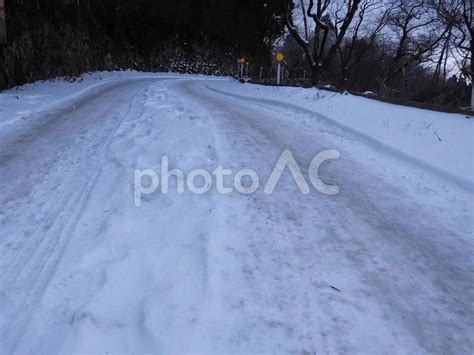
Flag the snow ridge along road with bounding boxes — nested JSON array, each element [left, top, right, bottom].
[[205, 83, 474, 191], [0, 75, 472, 354]]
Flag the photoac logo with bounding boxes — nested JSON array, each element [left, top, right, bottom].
[[134, 150, 340, 206]]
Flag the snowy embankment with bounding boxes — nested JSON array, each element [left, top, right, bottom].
[[0, 71, 149, 122], [0, 71, 209, 132], [207, 82, 474, 188]]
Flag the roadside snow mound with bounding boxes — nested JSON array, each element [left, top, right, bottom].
[[207, 82, 474, 187]]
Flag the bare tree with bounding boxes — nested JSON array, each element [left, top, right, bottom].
[[283, 0, 470, 108], [420, 0, 472, 108], [284, 0, 363, 84], [449, 0, 473, 108], [374, 0, 449, 96], [337, 0, 394, 87]]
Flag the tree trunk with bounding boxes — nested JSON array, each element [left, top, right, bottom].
[[311, 64, 319, 86], [377, 77, 389, 98], [471, 37, 474, 110], [471, 82, 473, 111], [0, 0, 6, 44]]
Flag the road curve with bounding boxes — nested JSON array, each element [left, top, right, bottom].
[[0, 78, 472, 354]]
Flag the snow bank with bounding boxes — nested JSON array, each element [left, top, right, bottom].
[[207, 81, 474, 187], [0, 71, 215, 129]]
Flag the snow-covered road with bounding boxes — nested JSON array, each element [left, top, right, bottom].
[[0, 76, 472, 354]]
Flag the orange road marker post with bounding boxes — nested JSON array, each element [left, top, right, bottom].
[[275, 52, 285, 85]]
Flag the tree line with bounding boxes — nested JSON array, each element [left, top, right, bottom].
[[0, 0, 285, 89], [0, 0, 471, 109], [282, 0, 472, 109]]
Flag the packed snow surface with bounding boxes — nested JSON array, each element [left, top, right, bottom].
[[0, 72, 473, 354]]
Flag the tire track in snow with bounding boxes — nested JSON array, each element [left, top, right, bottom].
[[176, 80, 474, 353], [0, 81, 155, 353]]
